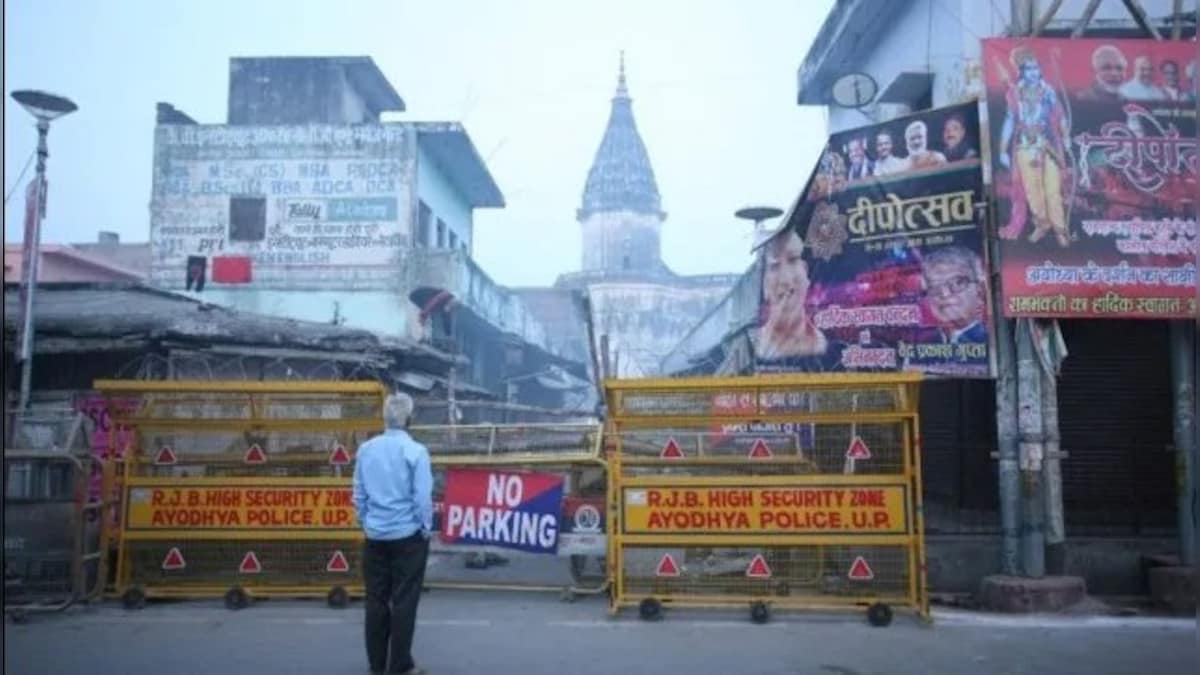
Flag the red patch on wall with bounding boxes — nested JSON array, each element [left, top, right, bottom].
[[211, 256, 253, 284]]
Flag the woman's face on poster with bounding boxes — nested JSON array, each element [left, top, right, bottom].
[[765, 231, 808, 312]]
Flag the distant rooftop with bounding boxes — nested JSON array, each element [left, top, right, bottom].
[[415, 122, 505, 209], [228, 56, 405, 125], [4, 240, 146, 284]]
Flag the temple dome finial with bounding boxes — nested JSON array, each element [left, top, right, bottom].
[[616, 50, 628, 98]]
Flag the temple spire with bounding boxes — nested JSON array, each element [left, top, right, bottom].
[[578, 50, 663, 221]]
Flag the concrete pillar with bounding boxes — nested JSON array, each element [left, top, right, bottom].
[[989, 227, 1021, 576], [1016, 319, 1045, 578], [1041, 359, 1066, 574]]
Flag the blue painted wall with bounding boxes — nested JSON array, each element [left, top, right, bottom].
[[416, 145, 474, 253]]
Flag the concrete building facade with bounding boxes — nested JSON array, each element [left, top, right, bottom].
[[149, 57, 589, 413]]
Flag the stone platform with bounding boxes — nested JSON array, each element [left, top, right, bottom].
[[978, 575, 1088, 613]]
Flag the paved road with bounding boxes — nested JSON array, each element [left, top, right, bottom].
[[5, 592, 1196, 675]]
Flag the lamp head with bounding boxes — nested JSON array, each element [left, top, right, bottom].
[[11, 90, 78, 122]]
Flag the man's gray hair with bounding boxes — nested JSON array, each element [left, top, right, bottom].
[[383, 393, 414, 429], [922, 246, 983, 281]]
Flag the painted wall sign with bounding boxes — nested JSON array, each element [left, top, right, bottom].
[[151, 125, 415, 286]]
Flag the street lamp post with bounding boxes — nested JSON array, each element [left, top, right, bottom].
[[11, 90, 78, 414], [735, 206, 784, 251]]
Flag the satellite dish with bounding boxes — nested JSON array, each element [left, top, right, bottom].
[[830, 72, 878, 109]]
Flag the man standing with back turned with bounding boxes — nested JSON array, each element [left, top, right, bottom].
[[353, 393, 433, 675]]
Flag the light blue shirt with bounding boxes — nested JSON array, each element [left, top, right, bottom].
[[352, 429, 433, 541]]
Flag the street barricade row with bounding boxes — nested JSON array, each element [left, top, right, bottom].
[[604, 373, 928, 625], [94, 380, 607, 608]]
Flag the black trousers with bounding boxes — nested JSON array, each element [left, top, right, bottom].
[[363, 534, 429, 673]]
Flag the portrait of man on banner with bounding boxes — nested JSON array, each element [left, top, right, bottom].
[[983, 37, 1197, 321], [918, 247, 988, 345], [753, 101, 992, 378]]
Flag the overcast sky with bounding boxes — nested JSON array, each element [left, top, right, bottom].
[[4, 0, 833, 286]]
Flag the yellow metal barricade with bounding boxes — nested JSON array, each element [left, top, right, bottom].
[[410, 423, 609, 599], [97, 380, 386, 609], [97, 379, 607, 608], [604, 373, 928, 625]]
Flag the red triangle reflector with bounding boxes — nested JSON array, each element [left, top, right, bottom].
[[846, 436, 872, 460], [244, 444, 268, 464], [329, 443, 352, 466], [655, 553, 681, 577], [161, 547, 186, 570], [239, 551, 263, 574], [746, 554, 772, 579], [154, 446, 178, 465], [848, 556, 875, 581], [660, 438, 685, 459], [748, 438, 773, 459], [326, 550, 350, 573]]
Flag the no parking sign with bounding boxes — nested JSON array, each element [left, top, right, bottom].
[[440, 469, 564, 555]]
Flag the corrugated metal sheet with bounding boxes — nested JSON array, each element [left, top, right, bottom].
[[1, 283, 452, 365]]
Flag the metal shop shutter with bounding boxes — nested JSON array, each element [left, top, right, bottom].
[[1056, 320, 1174, 534]]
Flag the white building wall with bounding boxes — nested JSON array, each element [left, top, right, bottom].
[[589, 280, 733, 377], [824, 0, 1183, 134], [580, 210, 663, 272]]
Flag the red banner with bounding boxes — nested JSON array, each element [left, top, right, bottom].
[[983, 38, 1197, 319]]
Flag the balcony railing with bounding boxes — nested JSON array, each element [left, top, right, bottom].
[[407, 249, 563, 359]]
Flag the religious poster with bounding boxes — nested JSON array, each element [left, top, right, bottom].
[[756, 102, 991, 377], [982, 38, 1197, 319]]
